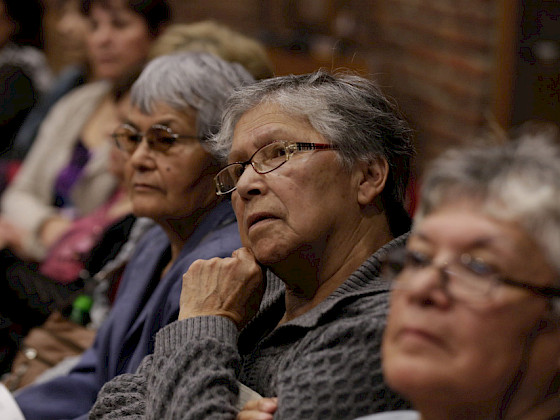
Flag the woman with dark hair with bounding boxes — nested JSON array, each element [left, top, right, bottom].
[[1, 0, 170, 261]]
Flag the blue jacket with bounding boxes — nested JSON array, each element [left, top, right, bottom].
[[16, 201, 241, 420]]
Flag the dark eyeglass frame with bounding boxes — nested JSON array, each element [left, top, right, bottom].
[[214, 141, 339, 196], [112, 123, 201, 155], [382, 247, 560, 302]]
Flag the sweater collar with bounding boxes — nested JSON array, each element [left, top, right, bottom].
[[243, 233, 409, 339]]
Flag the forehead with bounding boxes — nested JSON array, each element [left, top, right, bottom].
[[411, 203, 531, 257], [229, 102, 322, 161], [125, 102, 196, 129]]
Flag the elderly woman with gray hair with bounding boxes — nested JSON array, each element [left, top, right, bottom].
[[90, 71, 414, 419], [354, 134, 560, 420], [6, 52, 252, 420]]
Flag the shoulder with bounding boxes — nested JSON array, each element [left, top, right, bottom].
[[54, 81, 110, 105]]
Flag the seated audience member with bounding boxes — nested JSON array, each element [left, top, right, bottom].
[[0, 0, 52, 155], [0, 0, 170, 262], [148, 20, 274, 81], [4, 0, 90, 164], [0, 52, 252, 420], [355, 135, 560, 420], [90, 70, 415, 419], [0, 78, 138, 376]]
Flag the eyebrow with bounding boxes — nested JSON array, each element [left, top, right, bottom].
[[411, 231, 509, 253], [227, 136, 288, 164], [120, 120, 139, 130]]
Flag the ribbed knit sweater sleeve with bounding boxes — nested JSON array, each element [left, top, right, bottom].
[[90, 315, 242, 420]]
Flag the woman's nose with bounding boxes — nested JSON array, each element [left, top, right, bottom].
[[235, 164, 266, 199], [129, 140, 156, 170], [401, 264, 453, 308]]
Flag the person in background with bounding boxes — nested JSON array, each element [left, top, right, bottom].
[[90, 70, 414, 420], [148, 20, 274, 81], [0, 0, 170, 262], [0, 52, 253, 420], [0, 72, 141, 376], [354, 134, 560, 420], [0, 0, 53, 155], [2, 0, 91, 165]]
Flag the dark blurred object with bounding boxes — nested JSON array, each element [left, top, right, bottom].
[[512, 1, 560, 126]]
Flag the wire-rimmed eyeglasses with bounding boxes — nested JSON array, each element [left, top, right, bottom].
[[382, 247, 560, 304], [214, 141, 339, 195], [112, 123, 201, 155]]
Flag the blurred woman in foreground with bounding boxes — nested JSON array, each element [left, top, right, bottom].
[[363, 134, 560, 420]]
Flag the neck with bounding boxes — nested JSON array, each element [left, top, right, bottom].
[[158, 199, 220, 272], [277, 215, 393, 324]]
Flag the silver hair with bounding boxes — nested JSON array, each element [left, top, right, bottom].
[[130, 52, 254, 147], [209, 70, 415, 236], [416, 134, 560, 280]]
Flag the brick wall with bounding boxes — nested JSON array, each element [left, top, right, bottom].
[[365, 0, 500, 171], [169, 0, 502, 173]]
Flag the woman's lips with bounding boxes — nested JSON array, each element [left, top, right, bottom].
[[396, 326, 446, 349], [246, 212, 279, 230], [132, 183, 161, 192]]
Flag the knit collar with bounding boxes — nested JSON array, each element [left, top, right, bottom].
[[241, 233, 409, 344]]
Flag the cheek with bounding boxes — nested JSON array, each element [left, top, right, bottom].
[[121, 31, 151, 55]]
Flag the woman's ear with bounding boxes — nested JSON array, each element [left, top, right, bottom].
[[356, 158, 389, 206]]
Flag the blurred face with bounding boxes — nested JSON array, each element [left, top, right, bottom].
[[55, 0, 89, 65], [382, 202, 560, 416], [124, 101, 220, 223], [229, 102, 359, 267], [86, 1, 153, 80]]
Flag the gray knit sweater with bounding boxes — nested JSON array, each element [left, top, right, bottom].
[[90, 235, 409, 419]]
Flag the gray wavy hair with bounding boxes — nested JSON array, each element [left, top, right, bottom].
[[416, 134, 560, 278], [130, 52, 254, 145], [209, 70, 415, 237]]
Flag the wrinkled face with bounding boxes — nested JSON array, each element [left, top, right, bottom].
[[86, 1, 153, 80], [228, 102, 359, 267], [124, 101, 219, 223], [55, 0, 89, 65], [382, 202, 560, 414]]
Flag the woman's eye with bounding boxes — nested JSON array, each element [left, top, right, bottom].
[[127, 134, 142, 144], [111, 17, 131, 30], [270, 145, 287, 158], [462, 255, 496, 277], [405, 250, 431, 268], [157, 136, 176, 146]]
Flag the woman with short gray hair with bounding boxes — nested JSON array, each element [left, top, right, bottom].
[[91, 70, 414, 419], [360, 134, 560, 420], [10, 52, 252, 419]]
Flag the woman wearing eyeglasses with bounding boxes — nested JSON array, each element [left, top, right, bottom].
[[90, 71, 415, 419], [4, 53, 252, 420], [357, 134, 560, 420]]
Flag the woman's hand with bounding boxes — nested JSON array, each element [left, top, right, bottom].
[[179, 247, 265, 329], [39, 216, 72, 249], [0, 217, 26, 256], [237, 398, 278, 420]]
